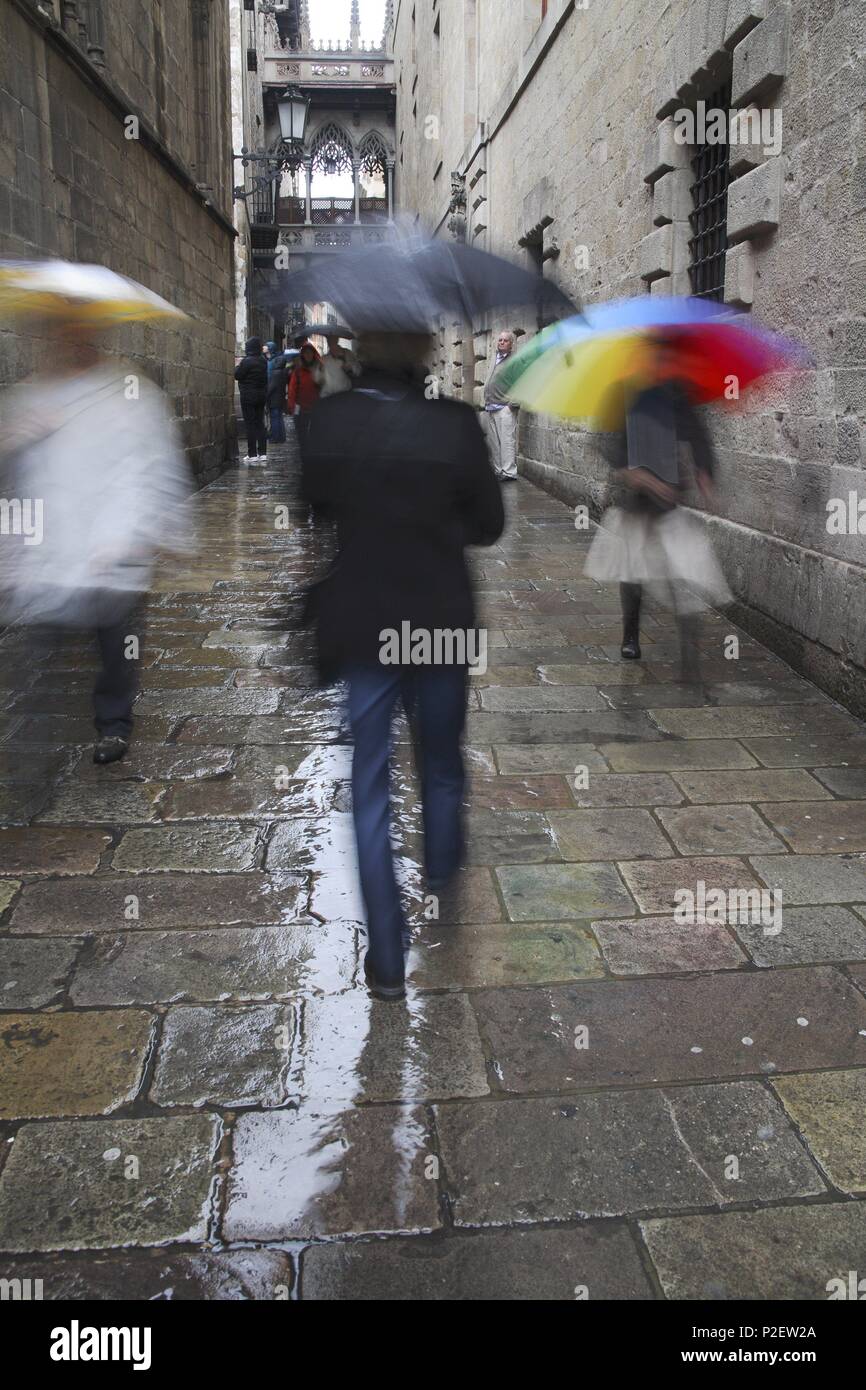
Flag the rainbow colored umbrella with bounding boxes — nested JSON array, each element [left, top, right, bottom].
[[502, 297, 806, 427]]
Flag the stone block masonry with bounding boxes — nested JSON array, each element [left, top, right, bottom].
[[0, 0, 238, 486]]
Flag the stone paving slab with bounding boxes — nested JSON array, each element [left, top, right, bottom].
[[496, 862, 635, 921], [600, 740, 758, 772], [641, 1203, 866, 1300], [568, 772, 684, 806], [160, 778, 337, 820], [111, 823, 261, 873], [0, 1249, 293, 1300], [618, 856, 765, 914], [0, 1115, 219, 1251], [0, 826, 110, 876], [744, 735, 866, 767], [654, 805, 787, 856], [548, 809, 675, 860], [751, 853, 866, 903], [651, 706, 862, 739], [470, 968, 866, 1094], [290, 991, 490, 1103], [494, 743, 609, 775], [0, 937, 81, 1008], [772, 1070, 866, 1194], [150, 1004, 295, 1108], [0, 1010, 154, 1119], [69, 922, 355, 1005], [591, 916, 747, 975], [435, 1083, 823, 1225], [409, 923, 604, 989], [463, 775, 575, 810], [734, 906, 866, 967], [758, 800, 866, 853], [0, 879, 21, 916], [8, 871, 308, 933], [300, 1224, 654, 1300], [223, 1106, 440, 1240], [36, 783, 165, 824], [672, 769, 832, 803], [66, 744, 237, 782], [812, 766, 866, 797]]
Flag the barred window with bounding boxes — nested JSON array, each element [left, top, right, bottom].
[[688, 79, 732, 301]]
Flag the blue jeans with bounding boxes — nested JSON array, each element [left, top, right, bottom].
[[269, 407, 286, 442], [346, 664, 467, 984]]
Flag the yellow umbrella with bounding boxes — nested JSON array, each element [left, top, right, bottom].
[[0, 259, 188, 325], [506, 330, 656, 429]]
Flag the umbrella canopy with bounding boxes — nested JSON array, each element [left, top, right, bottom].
[[503, 297, 807, 427], [0, 259, 188, 326], [264, 234, 575, 332]]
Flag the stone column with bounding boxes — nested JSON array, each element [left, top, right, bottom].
[[386, 159, 394, 221], [352, 159, 361, 224], [304, 157, 313, 225]]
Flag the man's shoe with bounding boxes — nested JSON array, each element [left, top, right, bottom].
[[620, 637, 642, 660], [363, 955, 406, 1002], [93, 736, 129, 765]]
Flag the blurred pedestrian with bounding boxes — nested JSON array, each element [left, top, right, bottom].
[[267, 350, 289, 444], [315, 334, 361, 398], [584, 335, 731, 681], [0, 323, 190, 764], [287, 341, 322, 458], [302, 331, 504, 1000], [483, 330, 520, 480], [234, 336, 268, 463]]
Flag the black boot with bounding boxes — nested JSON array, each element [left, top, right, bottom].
[[620, 583, 642, 660]]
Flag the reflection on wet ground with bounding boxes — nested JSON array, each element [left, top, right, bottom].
[[2, 438, 866, 1299]]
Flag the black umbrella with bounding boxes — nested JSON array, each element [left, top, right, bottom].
[[263, 234, 576, 332]]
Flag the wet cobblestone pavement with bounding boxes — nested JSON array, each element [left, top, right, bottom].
[[2, 438, 866, 1300]]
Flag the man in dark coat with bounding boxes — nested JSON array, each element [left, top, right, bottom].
[[302, 331, 504, 999], [234, 336, 268, 463]]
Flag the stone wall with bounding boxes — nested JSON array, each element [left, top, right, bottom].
[[392, 0, 866, 716], [0, 0, 237, 486]]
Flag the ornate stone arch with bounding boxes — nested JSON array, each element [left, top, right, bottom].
[[309, 121, 354, 176], [358, 130, 390, 183]]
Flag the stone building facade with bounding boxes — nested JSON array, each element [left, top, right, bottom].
[[0, 0, 237, 484], [392, 0, 866, 715]]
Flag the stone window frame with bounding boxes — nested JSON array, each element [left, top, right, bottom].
[[640, 2, 789, 309]]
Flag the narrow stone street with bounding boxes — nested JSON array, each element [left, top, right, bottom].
[[2, 442, 866, 1300]]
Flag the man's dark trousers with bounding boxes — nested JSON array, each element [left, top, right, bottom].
[[346, 664, 467, 985], [93, 603, 142, 739]]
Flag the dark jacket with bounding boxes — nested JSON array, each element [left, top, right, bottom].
[[302, 370, 505, 680], [613, 379, 717, 514], [266, 356, 289, 411], [234, 338, 268, 406]]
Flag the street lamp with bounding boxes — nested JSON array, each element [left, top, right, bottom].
[[277, 85, 310, 146]]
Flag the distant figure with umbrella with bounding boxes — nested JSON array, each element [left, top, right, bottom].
[[585, 333, 730, 680], [302, 330, 504, 1000], [287, 340, 322, 458], [500, 296, 807, 681]]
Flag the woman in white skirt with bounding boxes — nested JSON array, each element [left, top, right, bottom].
[[585, 341, 731, 680]]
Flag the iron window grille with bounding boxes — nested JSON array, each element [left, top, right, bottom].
[[687, 80, 732, 301]]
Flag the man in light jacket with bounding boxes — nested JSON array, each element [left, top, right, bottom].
[[482, 330, 519, 480], [0, 326, 191, 763]]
